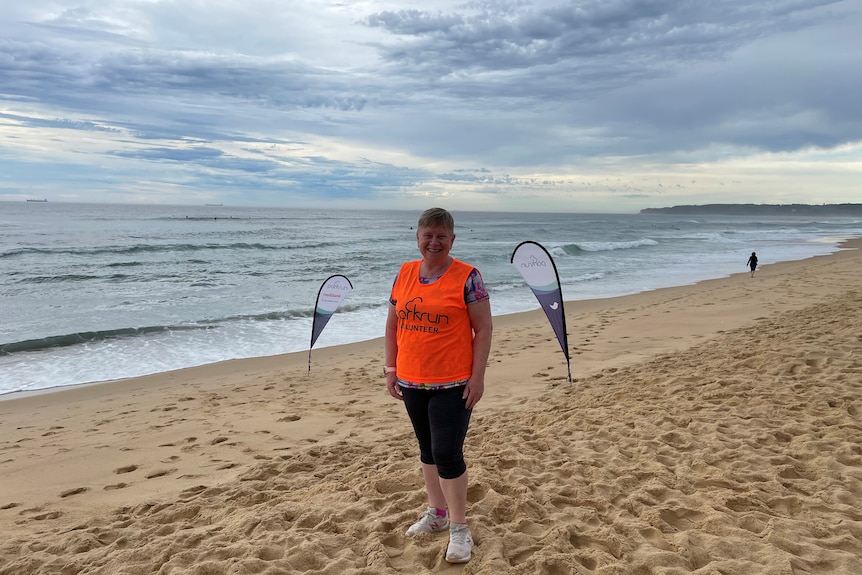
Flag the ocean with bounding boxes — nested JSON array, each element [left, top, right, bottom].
[[2, 202, 860, 396]]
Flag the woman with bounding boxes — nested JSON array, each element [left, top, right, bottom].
[[747, 251, 758, 277], [384, 207, 493, 564]]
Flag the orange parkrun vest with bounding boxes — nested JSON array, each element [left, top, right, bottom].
[[392, 259, 475, 384]]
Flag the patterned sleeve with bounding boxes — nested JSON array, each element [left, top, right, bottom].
[[389, 273, 398, 305], [464, 268, 490, 304]]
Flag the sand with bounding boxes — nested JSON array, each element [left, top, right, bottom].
[[2, 240, 861, 575]]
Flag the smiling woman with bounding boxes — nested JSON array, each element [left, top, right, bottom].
[[384, 207, 492, 564]]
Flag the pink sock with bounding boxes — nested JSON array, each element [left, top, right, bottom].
[[434, 507, 447, 518]]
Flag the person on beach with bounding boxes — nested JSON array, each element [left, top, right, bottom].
[[384, 207, 493, 564], [747, 251, 758, 277]]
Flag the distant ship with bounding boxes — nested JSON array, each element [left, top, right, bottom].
[[26, 199, 48, 202]]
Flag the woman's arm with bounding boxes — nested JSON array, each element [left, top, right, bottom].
[[384, 303, 402, 400], [464, 299, 492, 409]]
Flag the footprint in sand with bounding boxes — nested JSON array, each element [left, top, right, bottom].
[[104, 483, 128, 490], [181, 437, 201, 452], [114, 465, 139, 474], [59, 487, 89, 498], [145, 468, 176, 479]]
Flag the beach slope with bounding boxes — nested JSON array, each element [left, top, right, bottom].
[[2, 241, 861, 574]]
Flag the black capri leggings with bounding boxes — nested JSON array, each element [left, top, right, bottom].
[[401, 385, 473, 480]]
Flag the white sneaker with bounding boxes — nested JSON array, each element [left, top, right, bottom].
[[445, 522, 473, 563], [405, 507, 449, 536]]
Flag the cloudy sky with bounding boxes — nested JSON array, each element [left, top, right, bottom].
[[1, 0, 859, 212]]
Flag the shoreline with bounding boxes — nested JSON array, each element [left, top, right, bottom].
[[2, 238, 862, 574], [2, 237, 858, 405]]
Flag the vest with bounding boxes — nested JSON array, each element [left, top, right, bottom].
[[392, 259, 475, 384]]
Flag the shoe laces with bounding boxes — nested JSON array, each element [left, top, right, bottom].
[[449, 523, 470, 545]]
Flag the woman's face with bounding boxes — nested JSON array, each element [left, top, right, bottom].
[[416, 225, 455, 264]]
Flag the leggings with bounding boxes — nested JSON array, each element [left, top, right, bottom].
[[401, 385, 472, 480]]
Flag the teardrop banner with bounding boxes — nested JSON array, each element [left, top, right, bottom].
[[510, 241, 572, 382], [308, 274, 354, 373]]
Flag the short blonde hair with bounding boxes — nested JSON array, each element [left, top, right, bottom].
[[417, 207, 454, 232]]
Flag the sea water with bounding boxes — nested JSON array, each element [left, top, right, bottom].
[[1, 202, 860, 396]]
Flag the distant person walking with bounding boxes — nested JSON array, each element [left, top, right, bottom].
[[747, 252, 758, 277]]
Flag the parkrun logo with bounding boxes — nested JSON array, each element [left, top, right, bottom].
[[519, 255, 547, 268], [398, 297, 450, 333], [324, 281, 350, 291]]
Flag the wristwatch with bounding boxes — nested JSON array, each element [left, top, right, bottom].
[[383, 366, 396, 376]]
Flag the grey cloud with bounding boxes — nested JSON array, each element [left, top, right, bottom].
[[0, 112, 123, 134], [106, 145, 429, 192], [112, 147, 225, 162], [365, 0, 841, 76], [353, 0, 858, 163], [366, 10, 466, 35], [438, 171, 524, 185], [0, 41, 367, 116], [0, 0, 859, 210]]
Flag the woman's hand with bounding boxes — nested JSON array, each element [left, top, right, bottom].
[[386, 372, 403, 401], [463, 376, 484, 409]]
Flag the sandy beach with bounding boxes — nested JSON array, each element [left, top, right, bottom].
[[2, 240, 861, 575]]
